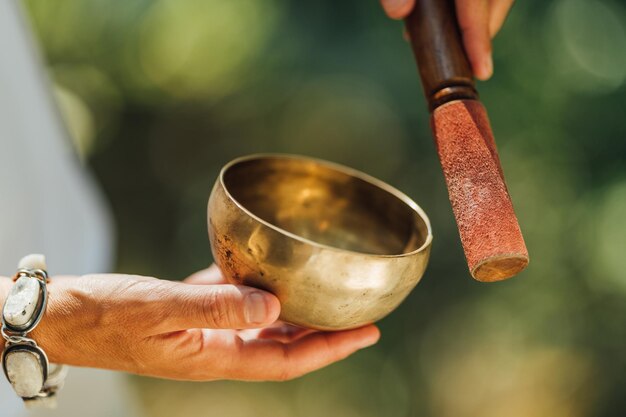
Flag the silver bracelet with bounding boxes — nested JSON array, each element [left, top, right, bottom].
[[1, 255, 67, 408]]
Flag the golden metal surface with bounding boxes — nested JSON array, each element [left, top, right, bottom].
[[208, 154, 433, 330]]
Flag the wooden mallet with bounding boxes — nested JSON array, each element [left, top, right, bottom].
[[405, 0, 529, 281]]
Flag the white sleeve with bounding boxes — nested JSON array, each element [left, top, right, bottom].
[[0, 0, 114, 276], [0, 3, 128, 416]]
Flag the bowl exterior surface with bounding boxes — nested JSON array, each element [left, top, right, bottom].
[[208, 172, 431, 330]]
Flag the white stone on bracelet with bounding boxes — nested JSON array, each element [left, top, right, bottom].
[[5, 350, 45, 398], [3, 276, 40, 328], [1, 254, 65, 408]]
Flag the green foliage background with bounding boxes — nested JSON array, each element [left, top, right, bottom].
[[23, 0, 626, 415]]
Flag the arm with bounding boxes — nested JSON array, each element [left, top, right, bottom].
[[1, 267, 379, 381]]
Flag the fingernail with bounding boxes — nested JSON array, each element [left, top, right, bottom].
[[360, 339, 378, 349], [382, 0, 409, 18], [358, 330, 381, 349], [384, 0, 406, 7], [244, 292, 269, 324], [481, 54, 493, 80]]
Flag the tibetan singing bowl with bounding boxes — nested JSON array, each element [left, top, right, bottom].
[[207, 154, 432, 330]]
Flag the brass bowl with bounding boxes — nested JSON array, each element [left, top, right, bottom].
[[208, 154, 432, 330]]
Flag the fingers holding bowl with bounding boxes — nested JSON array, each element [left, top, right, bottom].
[[255, 323, 316, 343], [174, 324, 381, 381], [224, 324, 381, 381]]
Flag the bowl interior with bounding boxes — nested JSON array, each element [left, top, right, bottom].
[[223, 156, 429, 256]]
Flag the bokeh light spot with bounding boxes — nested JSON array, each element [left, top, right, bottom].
[[550, 0, 626, 93], [277, 76, 409, 179], [596, 181, 626, 293], [53, 84, 95, 159], [139, 0, 280, 99]]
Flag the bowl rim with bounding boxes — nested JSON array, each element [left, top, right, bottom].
[[218, 153, 433, 258]]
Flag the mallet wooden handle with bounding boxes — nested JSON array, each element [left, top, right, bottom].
[[405, 0, 478, 110]]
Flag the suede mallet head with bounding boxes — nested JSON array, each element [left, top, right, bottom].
[[432, 100, 528, 281]]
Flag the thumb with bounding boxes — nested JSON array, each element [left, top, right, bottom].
[[151, 282, 281, 332]]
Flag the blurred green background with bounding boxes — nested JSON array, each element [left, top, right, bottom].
[[22, 0, 626, 415]]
